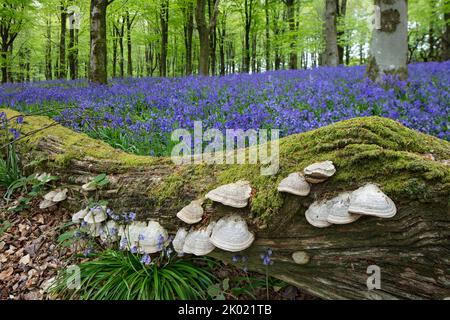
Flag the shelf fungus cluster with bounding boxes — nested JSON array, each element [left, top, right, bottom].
[[120, 221, 170, 254], [277, 162, 396, 228], [172, 180, 255, 256], [173, 215, 255, 256], [205, 180, 252, 208], [305, 183, 397, 228], [39, 188, 68, 209]]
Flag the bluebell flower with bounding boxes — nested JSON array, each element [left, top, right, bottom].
[[130, 245, 138, 254], [120, 237, 128, 250], [141, 254, 151, 265], [138, 234, 145, 241]]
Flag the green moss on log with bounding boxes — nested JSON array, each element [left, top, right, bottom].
[[2, 108, 449, 222]]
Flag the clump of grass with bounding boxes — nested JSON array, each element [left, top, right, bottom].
[[51, 249, 217, 300]]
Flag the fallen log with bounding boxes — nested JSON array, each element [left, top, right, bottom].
[[2, 108, 449, 299]]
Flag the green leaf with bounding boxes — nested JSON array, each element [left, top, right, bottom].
[[222, 278, 230, 291]]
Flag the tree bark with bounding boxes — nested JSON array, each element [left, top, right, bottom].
[[196, 0, 219, 75], [4, 108, 450, 300], [89, 0, 110, 84], [183, 1, 194, 75], [442, 11, 450, 61], [337, 0, 347, 65], [218, 13, 226, 76], [367, 0, 408, 82], [45, 18, 53, 81], [284, 0, 297, 69], [59, 3, 67, 79], [160, 0, 169, 77], [324, 0, 339, 67], [264, 0, 270, 71], [243, 0, 254, 73], [68, 10, 79, 80], [126, 11, 135, 77]]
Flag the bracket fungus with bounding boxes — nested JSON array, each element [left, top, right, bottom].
[[210, 215, 255, 252], [43, 190, 58, 201], [83, 206, 108, 224], [172, 228, 188, 256], [303, 160, 336, 183], [205, 180, 252, 208], [122, 221, 169, 253], [99, 220, 121, 242], [39, 199, 56, 210], [52, 188, 68, 202], [182, 222, 216, 256], [277, 172, 311, 196], [348, 184, 397, 218], [305, 201, 332, 228], [176, 200, 204, 224], [72, 208, 89, 223], [326, 192, 361, 225]]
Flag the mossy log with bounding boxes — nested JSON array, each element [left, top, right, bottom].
[[2, 108, 450, 300]]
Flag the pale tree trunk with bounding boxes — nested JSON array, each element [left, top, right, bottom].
[[126, 11, 136, 77], [324, 0, 339, 66], [89, 0, 110, 84], [367, 0, 408, 82], [265, 0, 270, 71], [3, 108, 450, 300]]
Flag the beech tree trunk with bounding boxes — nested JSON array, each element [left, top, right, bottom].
[[284, 0, 297, 69], [160, 0, 169, 77], [337, 0, 347, 65], [183, 1, 194, 75], [45, 18, 53, 81], [4, 108, 450, 300], [126, 11, 135, 77], [442, 11, 450, 61], [59, 3, 67, 79], [324, 0, 339, 66], [89, 0, 109, 84], [367, 0, 408, 82], [265, 0, 270, 71]]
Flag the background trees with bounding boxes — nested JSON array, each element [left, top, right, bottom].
[[0, 0, 448, 82]]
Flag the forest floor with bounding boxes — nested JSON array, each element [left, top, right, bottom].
[[0, 187, 317, 300]]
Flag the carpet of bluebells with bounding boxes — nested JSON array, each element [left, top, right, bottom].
[[0, 62, 449, 156]]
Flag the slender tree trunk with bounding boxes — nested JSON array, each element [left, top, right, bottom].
[[196, 0, 218, 75], [285, 0, 297, 69], [218, 13, 226, 76], [45, 18, 53, 80], [183, 1, 194, 75], [59, 3, 67, 79], [112, 26, 117, 78], [89, 0, 109, 84], [441, 11, 449, 61], [337, 0, 347, 65], [160, 0, 169, 77], [324, 0, 339, 66], [126, 11, 134, 77], [208, 0, 217, 76], [251, 32, 257, 73], [243, 0, 253, 73], [265, 0, 270, 71], [68, 11, 78, 80], [367, 0, 408, 82]]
